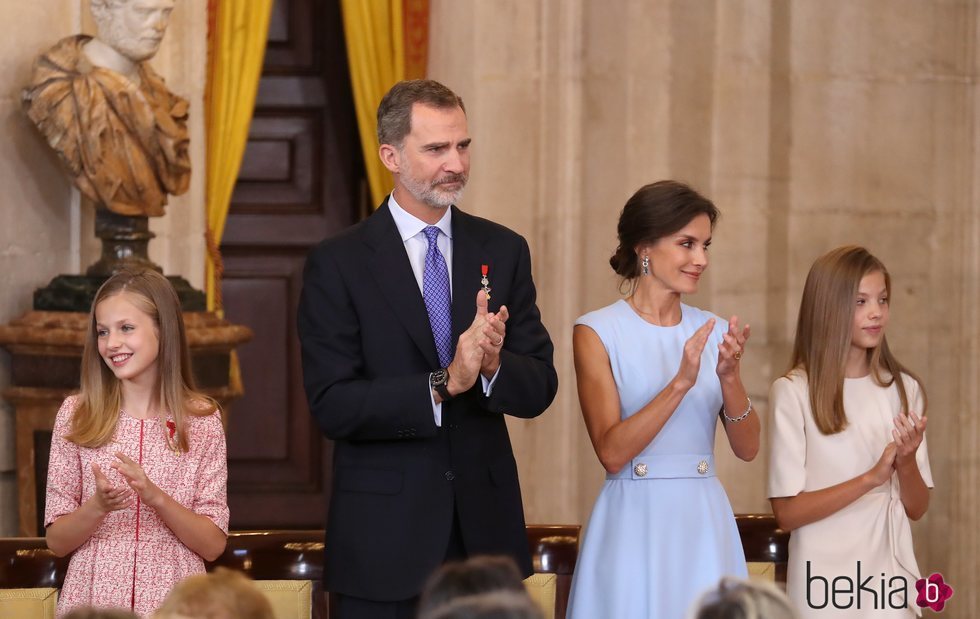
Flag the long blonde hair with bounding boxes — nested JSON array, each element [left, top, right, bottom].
[[789, 246, 925, 435], [68, 269, 217, 451]]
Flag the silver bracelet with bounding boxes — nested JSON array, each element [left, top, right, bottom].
[[722, 396, 752, 423]]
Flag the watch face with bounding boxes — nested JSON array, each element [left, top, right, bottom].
[[430, 369, 452, 400], [431, 369, 449, 386]]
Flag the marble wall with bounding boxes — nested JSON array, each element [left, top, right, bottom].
[[430, 0, 979, 611], [0, 0, 207, 535]]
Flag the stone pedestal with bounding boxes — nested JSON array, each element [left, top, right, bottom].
[[0, 310, 252, 535], [86, 209, 160, 277]]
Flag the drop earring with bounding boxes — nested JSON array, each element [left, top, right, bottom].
[[641, 255, 650, 276]]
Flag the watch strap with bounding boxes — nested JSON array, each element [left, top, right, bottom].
[[430, 369, 453, 401]]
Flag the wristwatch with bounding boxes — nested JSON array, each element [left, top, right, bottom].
[[429, 368, 453, 401]]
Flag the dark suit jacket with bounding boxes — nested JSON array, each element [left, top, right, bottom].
[[297, 199, 558, 601]]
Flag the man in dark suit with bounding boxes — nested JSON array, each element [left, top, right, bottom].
[[297, 79, 558, 618]]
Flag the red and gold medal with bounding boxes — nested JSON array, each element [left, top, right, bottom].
[[480, 264, 491, 300]]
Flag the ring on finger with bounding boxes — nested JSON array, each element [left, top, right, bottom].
[[733, 350, 742, 361]]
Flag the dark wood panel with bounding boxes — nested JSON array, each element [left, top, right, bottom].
[[219, 0, 362, 530], [267, 0, 290, 44], [222, 215, 341, 247], [223, 276, 290, 460], [237, 139, 293, 182], [222, 251, 334, 527], [264, 0, 315, 74], [230, 112, 319, 212]]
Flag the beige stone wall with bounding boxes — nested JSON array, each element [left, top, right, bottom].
[[0, 0, 79, 537], [432, 0, 979, 611], [0, 0, 207, 535]]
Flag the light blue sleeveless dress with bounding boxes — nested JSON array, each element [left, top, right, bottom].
[[566, 300, 747, 619]]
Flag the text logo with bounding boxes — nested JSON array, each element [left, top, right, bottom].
[[915, 573, 954, 612], [806, 561, 908, 610]]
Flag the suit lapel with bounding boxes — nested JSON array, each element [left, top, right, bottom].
[[364, 200, 440, 367], [450, 208, 488, 345]]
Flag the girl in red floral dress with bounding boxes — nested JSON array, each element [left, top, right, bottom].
[[45, 269, 229, 618]]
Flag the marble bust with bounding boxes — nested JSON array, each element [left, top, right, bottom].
[[23, 0, 190, 218]]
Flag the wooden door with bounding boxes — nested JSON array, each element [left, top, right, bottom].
[[219, 0, 365, 529]]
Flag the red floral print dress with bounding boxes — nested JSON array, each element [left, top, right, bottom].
[[45, 396, 229, 618]]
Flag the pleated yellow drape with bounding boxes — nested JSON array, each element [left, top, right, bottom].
[[205, 0, 273, 312], [343, 0, 431, 209], [341, 0, 405, 208]]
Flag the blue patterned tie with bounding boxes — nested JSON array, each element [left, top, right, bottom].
[[422, 226, 453, 367]]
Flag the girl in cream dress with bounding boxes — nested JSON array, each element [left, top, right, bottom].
[[768, 246, 933, 618]]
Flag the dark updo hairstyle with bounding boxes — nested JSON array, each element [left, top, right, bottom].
[[609, 180, 720, 280]]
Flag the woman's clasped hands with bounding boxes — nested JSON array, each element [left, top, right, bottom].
[[90, 461, 132, 516], [111, 451, 164, 508], [675, 316, 750, 389]]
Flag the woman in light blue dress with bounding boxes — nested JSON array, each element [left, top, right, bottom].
[[566, 181, 760, 619]]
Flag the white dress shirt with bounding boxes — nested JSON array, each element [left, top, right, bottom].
[[387, 195, 498, 426]]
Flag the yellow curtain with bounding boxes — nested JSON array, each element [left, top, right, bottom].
[[342, 0, 427, 208], [205, 0, 274, 312], [341, 0, 403, 208]]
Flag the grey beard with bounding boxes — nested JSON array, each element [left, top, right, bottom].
[[403, 176, 466, 209], [423, 186, 464, 209]]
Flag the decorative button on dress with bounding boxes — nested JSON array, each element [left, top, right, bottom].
[[768, 372, 933, 618], [566, 301, 748, 619], [45, 396, 229, 618]]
